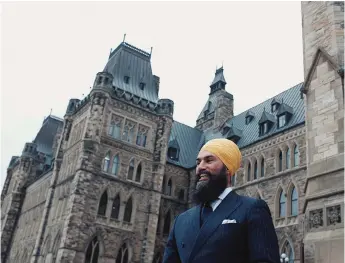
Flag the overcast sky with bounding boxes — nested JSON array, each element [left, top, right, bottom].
[[1, 1, 304, 190]]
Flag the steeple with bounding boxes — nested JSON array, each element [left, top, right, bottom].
[[210, 67, 227, 95]]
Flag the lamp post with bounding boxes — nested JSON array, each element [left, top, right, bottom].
[[280, 253, 289, 263]]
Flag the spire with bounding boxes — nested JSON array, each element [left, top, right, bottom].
[[210, 66, 227, 95]]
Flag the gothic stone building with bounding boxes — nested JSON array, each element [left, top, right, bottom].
[[1, 2, 344, 263]]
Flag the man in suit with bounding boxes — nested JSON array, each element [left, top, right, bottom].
[[162, 138, 280, 263]]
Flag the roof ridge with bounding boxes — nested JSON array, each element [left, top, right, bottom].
[[233, 82, 303, 118]]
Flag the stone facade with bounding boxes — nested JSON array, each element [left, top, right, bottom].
[[1, 2, 343, 263], [301, 2, 344, 263]]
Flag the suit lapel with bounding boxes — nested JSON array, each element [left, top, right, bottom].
[[188, 191, 242, 262]]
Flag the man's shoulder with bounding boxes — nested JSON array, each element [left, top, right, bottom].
[[175, 205, 199, 220], [235, 192, 267, 209]]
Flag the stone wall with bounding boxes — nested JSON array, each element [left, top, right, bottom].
[[234, 125, 307, 262]]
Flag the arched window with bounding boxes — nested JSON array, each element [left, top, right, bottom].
[[261, 158, 265, 177], [103, 153, 110, 172], [286, 148, 291, 169], [178, 189, 185, 200], [97, 191, 108, 216], [294, 145, 299, 167], [111, 195, 120, 219], [116, 243, 129, 263], [135, 163, 142, 182], [278, 151, 283, 172], [124, 197, 133, 223], [254, 161, 258, 180], [85, 236, 99, 263], [291, 187, 298, 216], [163, 211, 171, 235], [128, 159, 135, 180], [112, 155, 119, 175], [279, 191, 286, 218], [282, 241, 294, 263], [108, 120, 115, 136], [247, 162, 251, 181], [166, 179, 172, 195]]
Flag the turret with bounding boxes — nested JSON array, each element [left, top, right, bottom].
[[153, 75, 160, 95], [22, 142, 38, 158], [156, 99, 174, 117], [65, 98, 81, 115], [93, 71, 113, 90]]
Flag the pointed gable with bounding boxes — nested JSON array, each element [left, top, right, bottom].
[[301, 47, 343, 95], [210, 67, 227, 94]]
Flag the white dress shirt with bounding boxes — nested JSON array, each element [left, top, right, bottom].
[[210, 187, 233, 211]]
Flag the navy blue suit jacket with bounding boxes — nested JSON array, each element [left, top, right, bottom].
[[162, 191, 280, 263]]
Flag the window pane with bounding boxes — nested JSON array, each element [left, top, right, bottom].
[[254, 161, 258, 180], [261, 159, 265, 177], [294, 145, 299, 166], [98, 192, 107, 216], [286, 148, 291, 169], [124, 198, 132, 222], [112, 155, 119, 175]]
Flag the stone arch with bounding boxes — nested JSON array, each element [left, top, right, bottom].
[[163, 209, 172, 236], [280, 237, 295, 263], [115, 240, 133, 263], [123, 193, 136, 223], [274, 185, 286, 219], [111, 153, 121, 175], [83, 233, 105, 263], [254, 187, 263, 199], [127, 158, 135, 181], [244, 158, 253, 182], [135, 161, 143, 183], [286, 180, 299, 217], [276, 146, 284, 173], [97, 189, 108, 216], [110, 193, 121, 220], [102, 151, 111, 173]]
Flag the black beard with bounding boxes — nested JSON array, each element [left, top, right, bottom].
[[192, 166, 228, 205]]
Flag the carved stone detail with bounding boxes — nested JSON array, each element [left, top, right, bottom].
[[309, 208, 323, 229], [327, 205, 341, 226]]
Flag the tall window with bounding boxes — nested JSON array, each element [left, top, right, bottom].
[[116, 243, 129, 263], [279, 191, 286, 218], [294, 145, 299, 167], [108, 115, 122, 139], [135, 163, 142, 182], [124, 198, 133, 223], [283, 241, 294, 263], [278, 151, 283, 172], [163, 211, 171, 235], [291, 187, 298, 216], [166, 179, 172, 195], [136, 125, 148, 147], [112, 155, 119, 175], [261, 158, 265, 177], [286, 148, 291, 169], [278, 114, 286, 128], [247, 163, 251, 181], [122, 120, 136, 143], [97, 191, 108, 216], [128, 159, 135, 180], [254, 161, 258, 180], [103, 153, 110, 172], [111, 195, 120, 219], [85, 237, 99, 263]]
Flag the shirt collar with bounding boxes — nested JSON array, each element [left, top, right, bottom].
[[218, 187, 232, 200]]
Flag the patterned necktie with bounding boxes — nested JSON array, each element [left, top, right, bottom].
[[201, 202, 213, 226]]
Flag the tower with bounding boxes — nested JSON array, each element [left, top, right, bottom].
[[195, 67, 234, 131], [300, 2, 344, 263]]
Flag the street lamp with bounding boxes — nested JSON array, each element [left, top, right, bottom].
[[280, 253, 289, 263]]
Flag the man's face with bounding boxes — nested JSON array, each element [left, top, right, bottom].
[[193, 150, 230, 204]]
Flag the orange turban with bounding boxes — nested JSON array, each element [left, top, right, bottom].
[[199, 138, 242, 176]]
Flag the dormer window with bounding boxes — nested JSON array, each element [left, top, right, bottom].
[[245, 116, 253, 125], [271, 98, 281, 112], [271, 103, 277, 112], [278, 114, 286, 128], [259, 109, 275, 136], [260, 122, 269, 135], [124, 76, 130, 84], [139, 82, 145, 90], [168, 147, 179, 161]]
